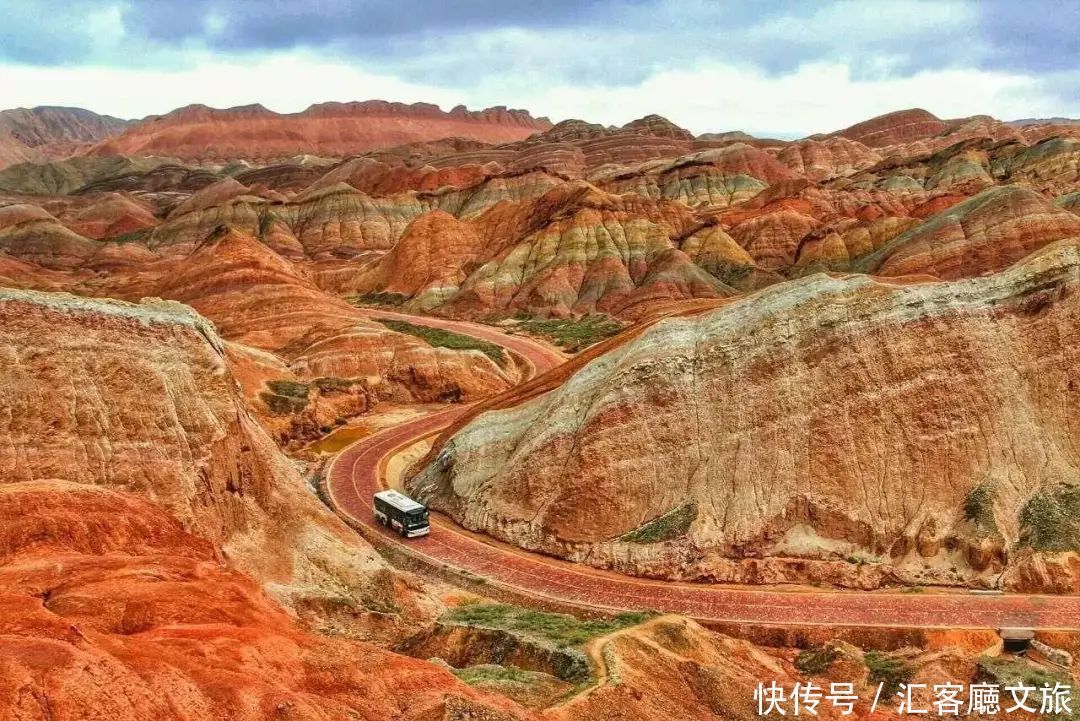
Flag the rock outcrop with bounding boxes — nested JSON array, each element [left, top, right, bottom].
[[411, 239, 1080, 591], [0, 288, 439, 631]]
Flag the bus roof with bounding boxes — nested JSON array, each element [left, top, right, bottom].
[[374, 489, 426, 513]]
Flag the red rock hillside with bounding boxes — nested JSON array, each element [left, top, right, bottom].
[[0, 106, 129, 170], [89, 101, 551, 163], [410, 239, 1080, 593]]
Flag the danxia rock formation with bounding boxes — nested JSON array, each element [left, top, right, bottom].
[[4, 97, 1080, 717], [411, 239, 1080, 592], [90, 101, 551, 163], [0, 106, 129, 170]]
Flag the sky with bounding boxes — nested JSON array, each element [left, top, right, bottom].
[[0, 0, 1077, 138]]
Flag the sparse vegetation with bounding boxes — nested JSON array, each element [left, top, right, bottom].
[[453, 664, 541, 685], [256, 209, 277, 239], [706, 262, 754, 287], [106, 228, 151, 245], [259, 379, 310, 415], [313, 376, 356, 393], [795, 645, 840, 675], [964, 482, 998, 535], [864, 651, 914, 696], [976, 656, 1072, 719], [977, 655, 1069, 689], [1019, 485, 1080, 552], [514, 315, 624, 352], [620, 502, 697, 544], [445, 603, 654, 648], [377, 318, 507, 367], [346, 292, 409, 307]]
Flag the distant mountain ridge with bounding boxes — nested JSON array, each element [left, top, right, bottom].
[[1009, 117, 1080, 126], [87, 100, 553, 164], [0, 106, 131, 170]]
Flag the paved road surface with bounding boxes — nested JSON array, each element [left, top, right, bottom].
[[328, 310, 1080, 630]]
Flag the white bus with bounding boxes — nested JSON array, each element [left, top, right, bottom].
[[373, 490, 430, 538]]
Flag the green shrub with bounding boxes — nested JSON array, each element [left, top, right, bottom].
[[453, 664, 543, 685], [346, 292, 409, 307], [976, 656, 1072, 718], [377, 319, 507, 367], [1019, 485, 1080, 552], [107, 228, 151, 245], [864, 651, 914, 695], [964, 482, 998, 534], [515, 316, 624, 352], [444, 604, 653, 648], [976, 656, 1068, 689], [313, 376, 355, 393], [620, 502, 697, 544], [259, 379, 310, 415], [795, 645, 840, 676], [267, 380, 310, 397], [256, 209, 277, 239]]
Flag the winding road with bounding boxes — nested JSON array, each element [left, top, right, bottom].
[[327, 309, 1080, 630]]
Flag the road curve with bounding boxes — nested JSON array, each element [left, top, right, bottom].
[[329, 311, 1080, 630]]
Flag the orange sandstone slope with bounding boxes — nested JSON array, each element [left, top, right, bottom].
[[410, 239, 1080, 593], [89, 101, 551, 163], [150, 227, 516, 398], [0, 481, 533, 721], [0, 289, 443, 632], [352, 182, 753, 319]]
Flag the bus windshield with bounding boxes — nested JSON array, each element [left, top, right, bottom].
[[405, 510, 429, 527]]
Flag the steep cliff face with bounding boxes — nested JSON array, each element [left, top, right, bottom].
[[411, 240, 1080, 591], [0, 289, 437, 632]]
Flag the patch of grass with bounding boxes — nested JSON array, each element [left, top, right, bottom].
[[977, 655, 1069, 689], [267, 380, 309, 397], [976, 656, 1072, 719], [864, 651, 914, 696], [106, 228, 151, 245], [313, 376, 356, 393], [795, 645, 840, 676], [377, 318, 507, 367], [515, 316, 624, 353], [444, 604, 654, 648], [259, 379, 310, 415], [1019, 485, 1080, 552], [453, 664, 541, 685], [620, 502, 697, 544], [706, 262, 754, 287], [256, 209, 277, 239], [964, 482, 998, 535], [346, 292, 409, 307]]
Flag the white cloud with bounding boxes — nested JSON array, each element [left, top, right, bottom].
[[0, 52, 1074, 137], [472, 61, 1078, 137], [0, 53, 464, 119]]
